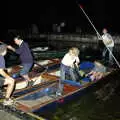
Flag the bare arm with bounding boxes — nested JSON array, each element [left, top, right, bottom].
[[7, 45, 16, 52]]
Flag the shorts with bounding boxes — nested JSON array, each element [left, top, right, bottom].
[[0, 77, 5, 88], [20, 63, 33, 76]]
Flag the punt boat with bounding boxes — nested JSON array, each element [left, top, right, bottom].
[[6, 60, 116, 119], [0, 59, 114, 120]]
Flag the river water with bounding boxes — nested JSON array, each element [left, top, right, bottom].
[[39, 88, 120, 120]]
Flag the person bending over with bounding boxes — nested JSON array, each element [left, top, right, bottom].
[[7, 36, 34, 86], [56, 47, 80, 96], [0, 44, 15, 105]]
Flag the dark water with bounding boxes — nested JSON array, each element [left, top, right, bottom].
[[39, 91, 120, 120], [5, 40, 120, 120]]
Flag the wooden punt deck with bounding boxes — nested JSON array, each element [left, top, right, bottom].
[[14, 81, 80, 112], [5, 59, 61, 90], [14, 68, 114, 113]]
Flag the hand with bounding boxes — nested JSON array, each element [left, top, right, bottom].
[[96, 33, 102, 40]]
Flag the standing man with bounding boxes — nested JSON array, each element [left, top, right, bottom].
[[98, 28, 114, 65], [0, 43, 15, 105], [7, 36, 34, 86]]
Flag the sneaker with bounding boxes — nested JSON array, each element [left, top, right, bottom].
[[56, 91, 62, 96], [3, 98, 14, 106]]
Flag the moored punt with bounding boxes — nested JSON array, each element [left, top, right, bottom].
[[13, 71, 113, 115], [12, 63, 115, 116], [33, 48, 66, 59], [5, 58, 61, 90]]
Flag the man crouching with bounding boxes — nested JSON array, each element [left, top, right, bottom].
[[0, 43, 15, 105]]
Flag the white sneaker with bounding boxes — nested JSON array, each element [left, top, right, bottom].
[[3, 98, 14, 106], [56, 91, 62, 96]]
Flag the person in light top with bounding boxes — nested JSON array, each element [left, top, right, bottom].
[[98, 28, 114, 65], [60, 47, 80, 81], [56, 47, 80, 96]]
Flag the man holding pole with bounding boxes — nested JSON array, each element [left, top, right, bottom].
[[98, 28, 114, 65], [79, 4, 120, 68]]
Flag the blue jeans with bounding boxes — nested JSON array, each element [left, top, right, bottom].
[[20, 63, 33, 75], [102, 47, 113, 63], [60, 64, 77, 81], [57, 64, 78, 93], [12, 63, 33, 78]]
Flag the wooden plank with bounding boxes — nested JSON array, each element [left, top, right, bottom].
[[15, 82, 57, 100]]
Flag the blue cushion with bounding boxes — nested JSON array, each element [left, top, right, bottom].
[[82, 77, 91, 82], [80, 61, 94, 70]]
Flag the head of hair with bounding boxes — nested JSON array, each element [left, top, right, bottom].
[[69, 47, 80, 56], [102, 28, 108, 33], [14, 35, 22, 41]]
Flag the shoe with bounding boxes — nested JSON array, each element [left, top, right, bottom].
[[3, 98, 14, 106], [56, 91, 62, 96]]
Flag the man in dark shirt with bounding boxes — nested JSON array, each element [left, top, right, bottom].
[[0, 43, 15, 105], [7, 36, 34, 86]]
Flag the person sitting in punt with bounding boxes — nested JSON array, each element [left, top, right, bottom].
[[87, 61, 106, 81], [56, 47, 80, 96], [7, 35, 34, 86], [0, 43, 15, 105]]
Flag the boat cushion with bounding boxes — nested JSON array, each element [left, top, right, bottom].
[[79, 61, 94, 70]]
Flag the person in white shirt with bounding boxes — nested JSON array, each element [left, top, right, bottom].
[[56, 47, 80, 96], [61, 47, 80, 81], [98, 28, 114, 65]]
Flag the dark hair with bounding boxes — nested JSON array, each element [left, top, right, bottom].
[[14, 35, 22, 40]]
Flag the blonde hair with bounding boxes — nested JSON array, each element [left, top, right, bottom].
[[0, 44, 7, 56], [69, 47, 80, 56]]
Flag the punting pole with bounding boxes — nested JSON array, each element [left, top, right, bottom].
[[78, 4, 120, 69]]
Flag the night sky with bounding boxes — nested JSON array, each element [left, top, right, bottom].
[[8, 0, 120, 35]]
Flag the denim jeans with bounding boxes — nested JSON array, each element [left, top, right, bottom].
[[60, 63, 77, 81], [12, 63, 33, 79], [102, 47, 113, 64], [57, 64, 77, 93], [20, 63, 33, 75]]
